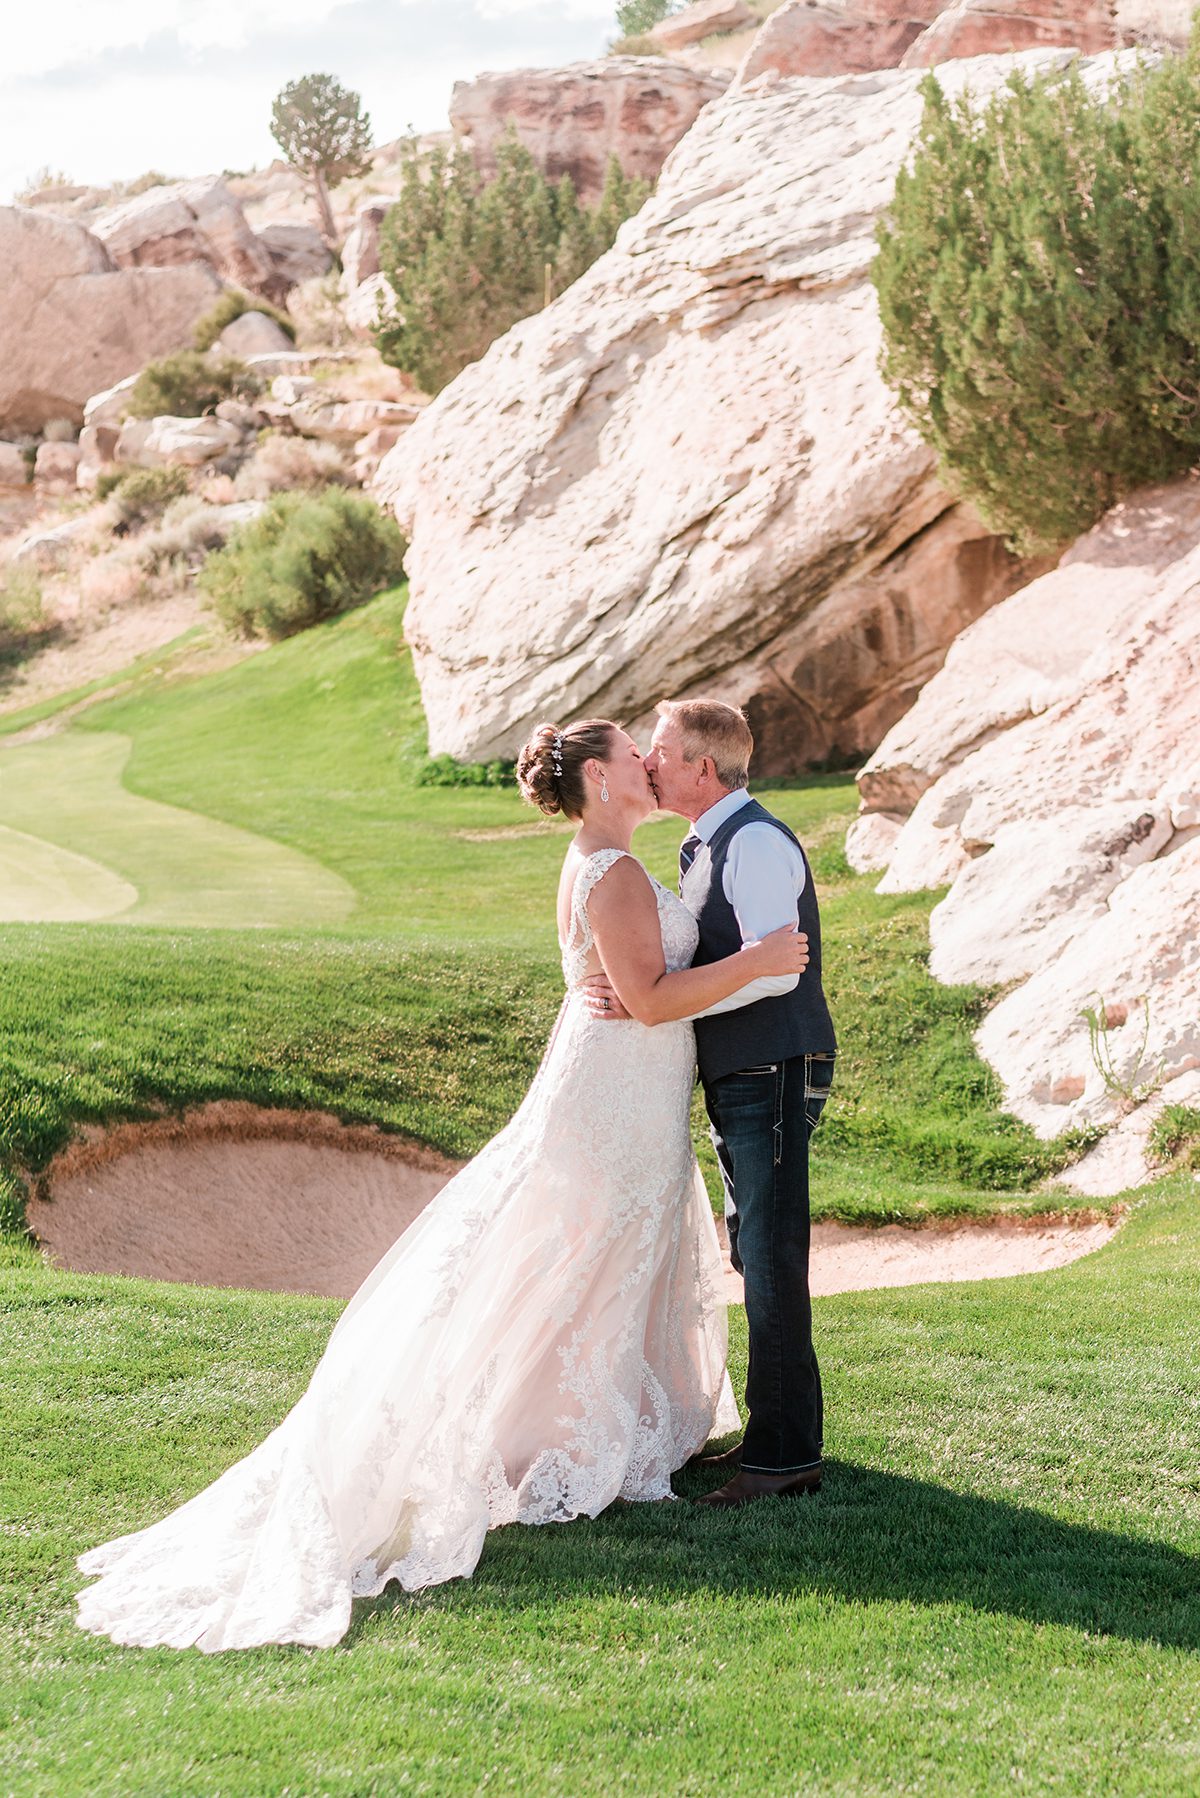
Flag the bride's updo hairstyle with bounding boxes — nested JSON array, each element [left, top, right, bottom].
[[516, 719, 620, 821]]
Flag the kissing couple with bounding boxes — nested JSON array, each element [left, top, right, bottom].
[[75, 698, 837, 1652]]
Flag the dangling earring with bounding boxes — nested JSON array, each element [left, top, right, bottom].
[[600, 775, 610, 804]]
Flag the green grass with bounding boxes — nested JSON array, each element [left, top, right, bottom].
[[0, 589, 1092, 1220], [1, 1183, 1197, 1795], [2, 585, 1195, 1793]]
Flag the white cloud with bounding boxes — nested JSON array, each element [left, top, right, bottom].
[[0, 0, 613, 201], [4, 2, 379, 79]]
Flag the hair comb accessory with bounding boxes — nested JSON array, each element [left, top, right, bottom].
[[551, 731, 565, 777]]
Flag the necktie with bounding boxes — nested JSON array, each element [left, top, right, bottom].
[[679, 834, 702, 883]]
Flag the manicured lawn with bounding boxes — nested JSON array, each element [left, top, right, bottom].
[[1, 588, 1195, 1794]]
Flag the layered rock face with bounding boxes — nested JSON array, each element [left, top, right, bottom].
[[852, 479, 1200, 1157], [448, 59, 730, 204], [379, 51, 1096, 769], [0, 206, 221, 433]]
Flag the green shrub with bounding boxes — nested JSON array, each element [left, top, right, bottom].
[[1148, 1103, 1200, 1171], [417, 754, 516, 788], [199, 486, 407, 639], [0, 567, 47, 657], [103, 465, 190, 529], [126, 350, 260, 420], [193, 287, 297, 352], [873, 34, 1200, 553], [377, 133, 651, 394], [616, 0, 676, 34], [94, 469, 125, 502]]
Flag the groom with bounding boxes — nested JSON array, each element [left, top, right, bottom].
[[587, 698, 836, 1507]]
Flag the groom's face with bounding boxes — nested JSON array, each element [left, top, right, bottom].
[[644, 718, 703, 821]]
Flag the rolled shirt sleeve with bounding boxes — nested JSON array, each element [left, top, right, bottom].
[[689, 823, 807, 1020]]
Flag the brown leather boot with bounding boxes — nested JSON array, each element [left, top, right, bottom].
[[695, 1466, 823, 1508], [693, 1439, 743, 1471]]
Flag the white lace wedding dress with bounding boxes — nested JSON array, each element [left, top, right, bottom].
[[75, 849, 739, 1651]]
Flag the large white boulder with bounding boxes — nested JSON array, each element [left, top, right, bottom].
[[115, 414, 246, 468], [855, 477, 1200, 1142], [0, 206, 221, 433], [380, 52, 1109, 768], [215, 311, 295, 357]]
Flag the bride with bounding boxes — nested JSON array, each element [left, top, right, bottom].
[[75, 718, 808, 1651]]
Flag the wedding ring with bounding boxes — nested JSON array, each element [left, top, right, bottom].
[[602, 998, 610, 1010]]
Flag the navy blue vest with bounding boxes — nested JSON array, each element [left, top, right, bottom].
[[685, 797, 836, 1084]]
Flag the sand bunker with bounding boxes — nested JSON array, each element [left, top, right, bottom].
[[27, 1105, 1121, 1301]]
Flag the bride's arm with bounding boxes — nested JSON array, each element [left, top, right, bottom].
[[586, 857, 807, 1027]]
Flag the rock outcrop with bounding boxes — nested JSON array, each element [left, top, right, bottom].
[[853, 478, 1200, 1148], [738, 0, 942, 81], [651, 0, 757, 52], [448, 58, 730, 205], [379, 51, 1102, 768], [91, 177, 283, 301], [902, 0, 1116, 65], [0, 206, 221, 433], [736, 0, 1185, 80], [341, 198, 398, 292]]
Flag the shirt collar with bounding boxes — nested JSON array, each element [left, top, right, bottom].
[[693, 788, 752, 844]]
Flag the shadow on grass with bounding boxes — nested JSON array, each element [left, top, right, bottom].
[[351, 1461, 1200, 1653]]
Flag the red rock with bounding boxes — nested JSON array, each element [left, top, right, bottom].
[[901, 0, 1115, 66], [650, 0, 756, 53], [738, 0, 942, 82], [448, 58, 729, 206]]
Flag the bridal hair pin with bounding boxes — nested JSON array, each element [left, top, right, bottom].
[[550, 731, 565, 778]]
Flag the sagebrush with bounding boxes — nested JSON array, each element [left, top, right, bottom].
[[127, 351, 260, 420], [199, 486, 407, 638]]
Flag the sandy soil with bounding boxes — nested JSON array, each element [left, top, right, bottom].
[[26, 1106, 1121, 1302]]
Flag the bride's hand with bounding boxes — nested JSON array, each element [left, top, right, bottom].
[[747, 924, 809, 978]]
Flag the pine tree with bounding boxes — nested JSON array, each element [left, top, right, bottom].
[[376, 135, 652, 394], [270, 73, 372, 245], [616, 0, 676, 37], [873, 51, 1200, 553]]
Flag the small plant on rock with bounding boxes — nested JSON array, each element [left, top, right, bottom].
[[1079, 993, 1165, 1110], [199, 487, 406, 639], [1148, 1103, 1200, 1171], [127, 351, 260, 420]]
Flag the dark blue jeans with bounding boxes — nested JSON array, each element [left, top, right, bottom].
[[703, 1052, 834, 1475]]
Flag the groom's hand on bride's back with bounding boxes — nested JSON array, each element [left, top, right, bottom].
[[581, 973, 632, 1020]]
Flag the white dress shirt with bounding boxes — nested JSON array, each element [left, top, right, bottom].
[[683, 788, 808, 1020]]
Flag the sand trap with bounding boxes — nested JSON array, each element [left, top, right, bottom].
[[719, 1213, 1119, 1305], [27, 1106, 458, 1301], [27, 1105, 1122, 1301]]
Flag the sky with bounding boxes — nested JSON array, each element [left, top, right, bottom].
[[0, 0, 615, 203]]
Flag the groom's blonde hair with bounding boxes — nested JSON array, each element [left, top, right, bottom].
[[656, 699, 752, 791]]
